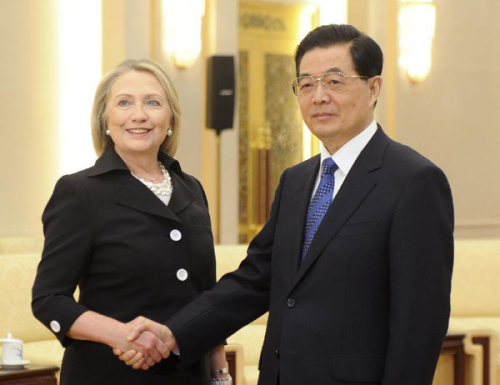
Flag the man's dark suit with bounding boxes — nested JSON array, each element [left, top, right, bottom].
[[166, 127, 454, 385]]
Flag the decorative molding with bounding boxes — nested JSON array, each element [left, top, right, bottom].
[[238, 51, 249, 243], [239, 13, 286, 32], [265, 54, 302, 209]]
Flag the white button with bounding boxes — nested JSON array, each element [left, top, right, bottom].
[[176, 269, 188, 281], [50, 320, 61, 333], [170, 229, 182, 242]]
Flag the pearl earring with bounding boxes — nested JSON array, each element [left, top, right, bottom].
[[105, 129, 110, 136], [167, 128, 173, 137]]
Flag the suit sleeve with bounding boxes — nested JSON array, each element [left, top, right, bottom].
[[31, 175, 93, 346], [165, 170, 288, 367], [382, 164, 454, 384]]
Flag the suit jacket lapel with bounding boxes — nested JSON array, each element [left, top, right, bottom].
[[89, 147, 192, 222], [284, 156, 321, 274], [115, 163, 195, 221], [115, 177, 182, 222], [167, 171, 194, 215], [295, 127, 389, 282]]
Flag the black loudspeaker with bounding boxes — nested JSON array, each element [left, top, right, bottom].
[[206, 55, 235, 135]]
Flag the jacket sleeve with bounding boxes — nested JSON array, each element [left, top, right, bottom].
[[382, 164, 454, 384], [31, 175, 93, 346]]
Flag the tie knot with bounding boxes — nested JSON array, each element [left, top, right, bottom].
[[322, 158, 338, 176]]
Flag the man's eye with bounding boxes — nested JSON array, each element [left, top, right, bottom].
[[299, 81, 313, 89], [325, 76, 341, 85]]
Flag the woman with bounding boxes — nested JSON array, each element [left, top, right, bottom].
[[32, 59, 228, 385]]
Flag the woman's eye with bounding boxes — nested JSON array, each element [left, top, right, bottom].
[[118, 100, 130, 107], [147, 100, 161, 106]]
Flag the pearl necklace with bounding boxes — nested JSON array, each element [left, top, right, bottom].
[[133, 162, 173, 196]]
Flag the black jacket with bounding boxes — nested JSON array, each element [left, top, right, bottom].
[[32, 148, 216, 385]]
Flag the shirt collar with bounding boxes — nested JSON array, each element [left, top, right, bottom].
[[88, 146, 184, 178], [320, 120, 378, 175]]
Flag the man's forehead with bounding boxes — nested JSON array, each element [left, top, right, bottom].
[[299, 45, 354, 76]]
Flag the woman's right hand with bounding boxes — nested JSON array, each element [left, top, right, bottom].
[[111, 317, 171, 370], [113, 316, 176, 370], [67, 311, 169, 370], [115, 330, 168, 369]]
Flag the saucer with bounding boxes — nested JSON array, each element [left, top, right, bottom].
[[0, 359, 31, 369]]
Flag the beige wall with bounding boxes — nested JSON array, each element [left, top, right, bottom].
[[0, 1, 60, 237], [358, 0, 500, 238], [395, 0, 500, 238], [202, 0, 239, 243], [102, 0, 127, 74], [1, 0, 499, 240], [348, 0, 500, 238]]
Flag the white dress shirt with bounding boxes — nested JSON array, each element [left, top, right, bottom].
[[310, 120, 378, 200]]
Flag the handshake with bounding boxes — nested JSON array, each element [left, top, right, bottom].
[[113, 316, 177, 370]]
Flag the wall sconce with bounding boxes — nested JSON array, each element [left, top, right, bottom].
[[162, 0, 205, 68], [398, 0, 436, 83]]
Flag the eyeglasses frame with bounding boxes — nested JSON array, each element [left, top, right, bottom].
[[291, 71, 369, 96]]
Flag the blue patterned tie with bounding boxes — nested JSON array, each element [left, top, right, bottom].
[[301, 158, 338, 260]]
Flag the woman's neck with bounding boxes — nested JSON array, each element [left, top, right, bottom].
[[116, 149, 163, 182]]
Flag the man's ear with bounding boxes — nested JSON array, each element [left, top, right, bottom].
[[369, 76, 383, 106]]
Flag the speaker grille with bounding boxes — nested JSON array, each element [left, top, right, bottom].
[[206, 56, 236, 134]]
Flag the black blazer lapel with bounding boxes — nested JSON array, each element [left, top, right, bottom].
[[167, 171, 195, 215], [115, 176, 182, 222], [90, 147, 194, 222], [157, 151, 195, 215], [295, 128, 389, 281]]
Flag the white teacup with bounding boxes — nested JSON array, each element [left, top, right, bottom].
[[1, 333, 23, 364]]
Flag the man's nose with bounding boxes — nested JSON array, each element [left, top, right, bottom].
[[311, 79, 330, 103]]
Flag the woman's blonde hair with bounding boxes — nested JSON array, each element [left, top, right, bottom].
[[91, 59, 181, 157]]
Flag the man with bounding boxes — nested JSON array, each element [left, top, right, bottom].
[[121, 24, 454, 385]]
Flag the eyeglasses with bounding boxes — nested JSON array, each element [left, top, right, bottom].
[[291, 71, 368, 96]]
